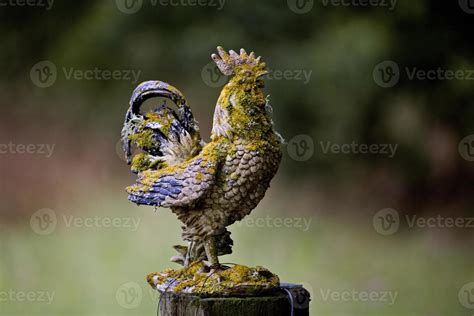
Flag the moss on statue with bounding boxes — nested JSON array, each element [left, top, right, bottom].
[[147, 261, 280, 296], [127, 109, 175, 154], [130, 153, 165, 173]]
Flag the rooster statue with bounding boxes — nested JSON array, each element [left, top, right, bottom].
[[121, 47, 282, 275]]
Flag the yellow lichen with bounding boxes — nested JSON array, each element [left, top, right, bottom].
[[131, 153, 164, 172], [140, 164, 184, 187], [211, 64, 275, 156], [127, 108, 174, 154], [147, 261, 279, 296], [144, 110, 173, 136], [129, 129, 157, 148]]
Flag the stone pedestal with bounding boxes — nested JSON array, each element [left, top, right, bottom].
[[157, 283, 310, 316]]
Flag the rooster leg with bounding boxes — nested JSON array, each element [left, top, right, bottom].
[[204, 235, 221, 270]]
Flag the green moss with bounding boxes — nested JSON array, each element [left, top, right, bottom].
[[131, 153, 151, 172], [126, 139, 227, 194], [213, 64, 276, 155], [144, 110, 173, 136], [139, 164, 184, 187], [128, 109, 175, 152], [129, 129, 157, 148], [147, 261, 279, 296], [131, 153, 164, 173]]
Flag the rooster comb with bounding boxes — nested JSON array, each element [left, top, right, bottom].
[[211, 46, 267, 77]]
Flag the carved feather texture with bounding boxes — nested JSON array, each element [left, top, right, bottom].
[[122, 47, 282, 265]]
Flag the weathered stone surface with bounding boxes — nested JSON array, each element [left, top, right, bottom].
[[121, 47, 283, 277], [157, 283, 311, 316], [148, 262, 279, 297]]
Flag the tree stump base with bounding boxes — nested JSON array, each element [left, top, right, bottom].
[[157, 283, 310, 316]]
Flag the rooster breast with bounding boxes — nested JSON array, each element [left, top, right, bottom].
[[176, 134, 282, 241]]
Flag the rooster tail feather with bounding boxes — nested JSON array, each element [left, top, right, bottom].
[[121, 80, 202, 170]]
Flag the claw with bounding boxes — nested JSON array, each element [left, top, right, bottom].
[[208, 264, 230, 274], [173, 245, 188, 255], [170, 255, 184, 265], [197, 265, 210, 273]]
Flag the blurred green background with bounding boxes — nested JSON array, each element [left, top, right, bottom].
[[1, 0, 474, 315]]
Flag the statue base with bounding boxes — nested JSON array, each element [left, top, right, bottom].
[[156, 283, 310, 316], [147, 262, 279, 296]]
